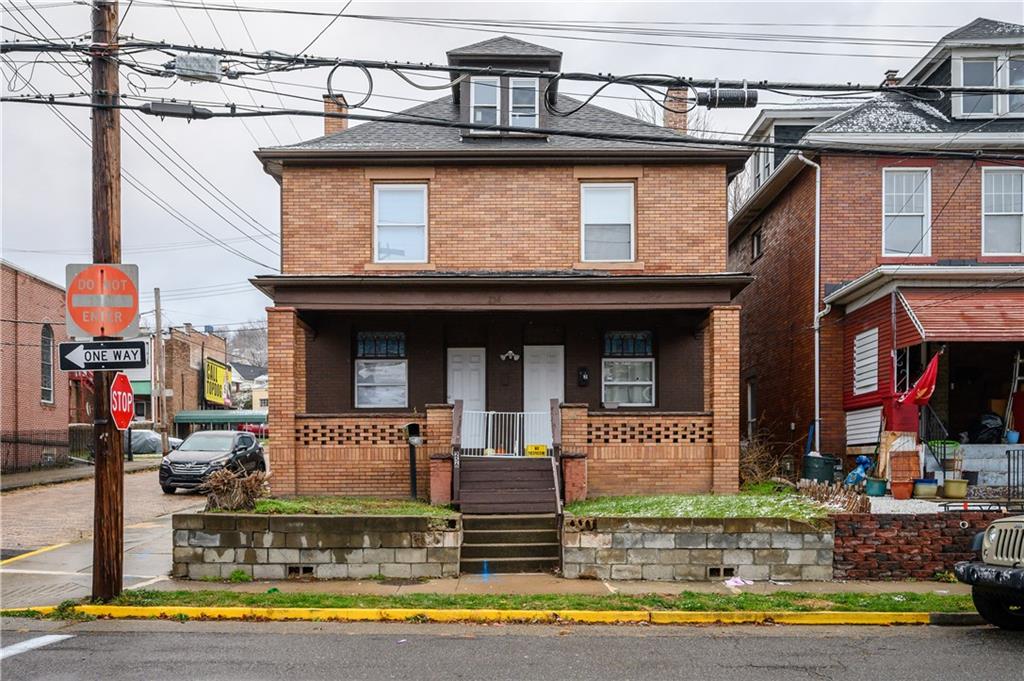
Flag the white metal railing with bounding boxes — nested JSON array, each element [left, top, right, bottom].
[[460, 410, 551, 456]]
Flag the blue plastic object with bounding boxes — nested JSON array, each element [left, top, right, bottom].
[[844, 455, 874, 487]]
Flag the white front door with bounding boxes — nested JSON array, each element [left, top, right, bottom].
[[447, 347, 486, 411], [523, 345, 564, 447]]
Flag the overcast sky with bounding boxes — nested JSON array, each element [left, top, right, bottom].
[[3, 0, 1021, 332]]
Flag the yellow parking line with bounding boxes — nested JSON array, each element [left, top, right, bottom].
[[0, 543, 69, 566]]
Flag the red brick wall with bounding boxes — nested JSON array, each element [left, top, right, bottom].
[[1, 264, 70, 471], [280, 164, 728, 275], [832, 512, 1004, 580]]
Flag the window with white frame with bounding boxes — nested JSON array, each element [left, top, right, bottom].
[[746, 379, 758, 440], [883, 169, 930, 256], [509, 78, 538, 128], [581, 183, 635, 262], [40, 323, 53, 403], [955, 54, 1024, 118], [983, 168, 1024, 255], [470, 76, 500, 128], [602, 331, 654, 407], [374, 184, 427, 263], [962, 58, 996, 115], [852, 327, 879, 396], [1011, 57, 1024, 114], [354, 332, 408, 408], [751, 228, 764, 260]]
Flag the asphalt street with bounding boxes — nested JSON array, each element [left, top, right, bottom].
[[1, 619, 1022, 681]]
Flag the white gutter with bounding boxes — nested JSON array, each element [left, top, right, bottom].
[[796, 153, 828, 452]]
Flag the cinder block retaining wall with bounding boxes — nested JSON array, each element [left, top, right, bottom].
[[832, 512, 1005, 580], [562, 517, 834, 581], [172, 513, 461, 580]]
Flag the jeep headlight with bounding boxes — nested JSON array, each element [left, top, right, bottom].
[[987, 527, 999, 545]]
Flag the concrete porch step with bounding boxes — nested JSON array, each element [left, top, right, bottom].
[[460, 542, 560, 560], [462, 529, 559, 544], [459, 556, 560, 574], [462, 514, 559, 531]]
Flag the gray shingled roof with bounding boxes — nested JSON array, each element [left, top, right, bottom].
[[810, 92, 1024, 135], [266, 94, 693, 153], [447, 35, 562, 58], [942, 17, 1024, 42]]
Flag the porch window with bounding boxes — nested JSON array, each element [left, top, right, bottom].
[[883, 169, 930, 256], [602, 331, 654, 407], [374, 185, 427, 263], [852, 327, 879, 395], [581, 183, 635, 262], [982, 168, 1024, 255], [470, 76, 500, 128], [355, 332, 408, 408], [509, 78, 539, 128]]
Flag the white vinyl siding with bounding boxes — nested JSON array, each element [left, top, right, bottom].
[[470, 76, 500, 129], [374, 184, 427, 263], [883, 169, 930, 256], [509, 78, 539, 128], [354, 359, 408, 408], [982, 168, 1024, 255], [581, 183, 635, 262], [852, 327, 879, 396], [602, 358, 655, 407], [846, 406, 883, 446]]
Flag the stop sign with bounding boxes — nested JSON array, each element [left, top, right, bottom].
[[109, 372, 135, 431]]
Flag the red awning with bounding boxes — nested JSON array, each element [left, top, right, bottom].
[[897, 287, 1024, 344]]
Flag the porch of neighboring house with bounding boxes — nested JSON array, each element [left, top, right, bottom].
[[259, 275, 746, 507]]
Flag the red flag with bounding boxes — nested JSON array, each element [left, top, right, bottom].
[[898, 353, 940, 405]]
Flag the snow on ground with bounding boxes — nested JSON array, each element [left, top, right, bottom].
[[869, 496, 946, 514]]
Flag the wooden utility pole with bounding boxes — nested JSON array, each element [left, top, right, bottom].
[[154, 287, 168, 451], [91, 0, 124, 602]]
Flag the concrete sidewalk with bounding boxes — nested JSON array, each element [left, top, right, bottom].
[[0, 458, 161, 492]]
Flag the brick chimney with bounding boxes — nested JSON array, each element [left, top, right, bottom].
[[663, 88, 688, 133], [883, 69, 900, 88], [323, 93, 348, 136]]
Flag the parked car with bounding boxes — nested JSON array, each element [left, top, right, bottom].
[[238, 423, 268, 438], [955, 515, 1024, 630], [159, 430, 265, 495], [123, 429, 182, 455]]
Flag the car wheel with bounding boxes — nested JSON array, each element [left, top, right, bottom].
[[256, 457, 266, 473], [161, 485, 176, 495], [972, 587, 1024, 631]]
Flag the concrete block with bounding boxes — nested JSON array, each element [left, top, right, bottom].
[[595, 549, 627, 564], [625, 549, 658, 564], [333, 548, 364, 564], [441, 532, 460, 548], [737, 565, 770, 581], [252, 531, 286, 548], [579, 564, 611, 580], [785, 549, 819, 565], [204, 515, 237, 531], [738, 533, 771, 549], [642, 564, 674, 581], [642, 533, 674, 549], [381, 563, 412, 578], [360, 533, 383, 549], [689, 520, 724, 533], [220, 564, 251, 579], [612, 533, 644, 549], [754, 549, 786, 565], [315, 563, 349, 579], [673, 564, 707, 580], [562, 563, 581, 579], [562, 532, 581, 548], [173, 530, 189, 547], [203, 548, 235, 563], [267, 548, 300, 564], [770, 533, 804, 549], [172, 547, 203, 563], [688, 549, 724, 565], [770, 564, 803, 580], [362, 548, 395, 564], [580, 533, 613, 548], [657, 549, 691, 565], [803, 533, 835, 549], [722, 549, 755, 565], [348, 563, 381, 579], [705, 534, 737, 549], [299, 548, 333, 563], [441, 563, 460, 578], [411, 563, 442, 578], [285, 533, 315, 549], [379, 532, 413, 548], [236, 516, 269, 532], [395, 548, 428, 563], [563, 547, 596, 564], [611, 564, 642, 580], [426, 548, 459, 563], [171, 562, 189, 578], [252, 564, 287, 580], [816, 550, 834, 564], [188, 563, 220, 579], [188, 531, 222, 548], [215, 532, 249, 548], [801, 565, 834, 581], [235, 548, 267, 564], [172, 513, 205, 530], [723, 518, 756, 533]]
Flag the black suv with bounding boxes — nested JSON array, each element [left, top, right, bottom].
[[159, 430, 265, 494]]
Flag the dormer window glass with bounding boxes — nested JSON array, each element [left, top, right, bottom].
[[962, 58, 996, 115], [1010, 58, 1024, 114], [470, 76, 500, 129], [510, 78, 539, 128], [954, 53, 1024, 118]]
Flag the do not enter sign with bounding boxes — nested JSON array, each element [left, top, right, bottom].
[[65, 263, 140, 339], [109, 372, 135, 431]]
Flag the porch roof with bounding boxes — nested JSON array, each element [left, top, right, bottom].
[[896, 287, 1024, 345], [251, 272, 751, 311]]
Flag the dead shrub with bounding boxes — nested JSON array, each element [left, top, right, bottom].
[[200, 468, 269, 512], [796, 479, 871, 514], [740, 427, 802, 485]]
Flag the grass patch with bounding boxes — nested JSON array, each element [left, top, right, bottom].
[[565, 490, 827, 520], [234, 496, 455, 518], [101, 589, 972, 614]]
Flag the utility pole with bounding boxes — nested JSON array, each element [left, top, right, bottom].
[[91, 0, 123, 602], [154, 287, 168, 451]]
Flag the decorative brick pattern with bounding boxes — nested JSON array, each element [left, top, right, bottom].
[[296, 419, 426, 447], [586, 416, 713, 445]]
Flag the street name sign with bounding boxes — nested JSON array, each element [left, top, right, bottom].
[[65, 263, 140, 339], [109, 372, 135, 431], [59, 340, 148, 372]]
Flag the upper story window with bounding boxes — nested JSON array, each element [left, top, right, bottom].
[[509, 78, 539, 128], [470, 76, 500, 129], [751, 228, 764, 261], [883, 169, 930, 257], [954, 53, 1024, 118], [581, 183, 635, 262], [40, 323, 53, 404], [374, 184, 427, 263], [983, 168, 1024, 255]]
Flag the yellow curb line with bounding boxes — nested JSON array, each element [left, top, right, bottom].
[[2, 605, 932, 626], [0, 543, 69, 566]]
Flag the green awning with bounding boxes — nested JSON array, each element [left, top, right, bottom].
[[173, 409, 267, 425], [130, 380, 152, 396]]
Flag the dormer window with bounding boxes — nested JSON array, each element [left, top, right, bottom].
[[510, 78, 539, 128], [962, 58, 996, 115], [953, 52, 1024, 118], [470, 76, 500, 129]]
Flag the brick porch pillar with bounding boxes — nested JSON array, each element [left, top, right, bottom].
[[708, 306, 741, 493], [426, 404, 454, 505], [559, 403, 589, 501], [267, 307, 308, 497]]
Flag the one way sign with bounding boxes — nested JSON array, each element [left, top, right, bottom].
[[59, 340, 148, 372]]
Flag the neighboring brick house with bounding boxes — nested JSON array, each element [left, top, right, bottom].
[[252, 36, 751, 504], [165, 324, 229, 436], [728, 18, 1024, 467], [1, 260, 70, 472]]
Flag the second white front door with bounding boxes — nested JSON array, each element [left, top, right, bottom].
[[447, 347, 486, 411], [523, 345, 564, 447]]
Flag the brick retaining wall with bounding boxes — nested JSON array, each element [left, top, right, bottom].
[[172, 513, 461, 580], [562, 516, 834, 581], [832, 512, 1005, 580]]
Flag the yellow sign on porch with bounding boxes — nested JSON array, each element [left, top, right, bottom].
[[525, 445, 549, 457]]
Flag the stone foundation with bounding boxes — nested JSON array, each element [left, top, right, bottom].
[[172, 513, 461, 580], [562, 516, 834, 581]]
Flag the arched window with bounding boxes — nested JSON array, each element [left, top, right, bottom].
[[41, 324, 54, 403]]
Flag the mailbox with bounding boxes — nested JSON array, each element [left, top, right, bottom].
[[403, 422, 423, 446]]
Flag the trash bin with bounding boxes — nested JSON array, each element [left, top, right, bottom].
[[802, 454, 839, 483]]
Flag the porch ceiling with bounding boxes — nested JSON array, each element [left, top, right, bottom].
[[251, 272, 751, 311]]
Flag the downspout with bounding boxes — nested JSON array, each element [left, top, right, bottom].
[[796, 153, 830, 452]]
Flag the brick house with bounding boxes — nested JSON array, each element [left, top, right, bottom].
[[165, 324, 231, 437], [253, 36, 751, 507], [1, 260, 71, 472], [728, 18, 1024, 476]]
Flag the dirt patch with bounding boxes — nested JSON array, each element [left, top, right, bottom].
[[792, 598, 835, 610]]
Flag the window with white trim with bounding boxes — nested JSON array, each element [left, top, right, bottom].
[[509, 78, 538, 128], [983, 168, 1024, 255], [746, 379, 758, 440], [40, 323, 53, 403], [581, 183, 635, 262], [374, 184, 427, 263], [954, 54, 1024, 118], [852, 327, 879, 396], [602, 331, 654, 407], [883, 169, 930, 256], [962, 58, 996, 115], [470, 76, 500, 128], [354, 332, 408, 408]]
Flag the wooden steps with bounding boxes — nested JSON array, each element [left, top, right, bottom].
[[457, 456, 558, 515], [459, 514, 560, 574]]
